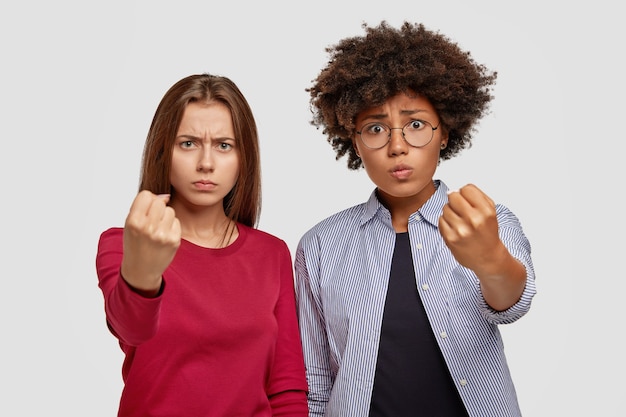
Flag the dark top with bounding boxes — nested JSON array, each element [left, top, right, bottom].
[[369, 232, 469, 417]]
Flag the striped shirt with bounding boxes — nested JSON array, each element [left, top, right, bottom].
[[294, 180, 536, 417]]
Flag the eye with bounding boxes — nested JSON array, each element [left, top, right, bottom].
[[364, 123, 388, 136], [216, 141, 234, 151], [406, 120, 426, 131], [180, 140, 195, 149]]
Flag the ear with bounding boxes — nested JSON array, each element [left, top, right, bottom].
[[352, 138, 361, 157], [439, 128, 449, 150]]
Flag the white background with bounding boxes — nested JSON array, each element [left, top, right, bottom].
[[1, 1, 623, 415]]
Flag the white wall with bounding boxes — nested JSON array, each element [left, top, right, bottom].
[[1, 1, 622, 415]]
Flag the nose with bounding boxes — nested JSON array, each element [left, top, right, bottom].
[[197, 147, 214, 172], [387, 128, 408, 156]]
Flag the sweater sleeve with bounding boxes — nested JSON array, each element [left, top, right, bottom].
[[269, 390, 309, 417], [95, 227, 163, 346], [267, 240, 308, 416]]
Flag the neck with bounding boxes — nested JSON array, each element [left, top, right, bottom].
[[183, 217, 237, 248], [376, 182, 436, 232], [170, 200, 238, 248]]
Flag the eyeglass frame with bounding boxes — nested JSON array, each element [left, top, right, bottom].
[[355, 119, 441, 150]]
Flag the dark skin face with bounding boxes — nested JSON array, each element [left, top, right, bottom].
[[352, 91, 447, 232], [352, 90, 527, 311]]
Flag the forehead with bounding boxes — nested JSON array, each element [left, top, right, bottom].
[[356, 90, 437, 121], [178, 101, 234, 133]]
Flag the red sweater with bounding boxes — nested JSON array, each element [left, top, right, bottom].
[[96, 224, 308, 417]]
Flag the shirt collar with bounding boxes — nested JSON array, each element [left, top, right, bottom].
[[417, 180, 449, 227], [362, 190, 384, 226], [361, 180, 450, 227]]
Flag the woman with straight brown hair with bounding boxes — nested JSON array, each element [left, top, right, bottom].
[[96, 73, 308, 417]]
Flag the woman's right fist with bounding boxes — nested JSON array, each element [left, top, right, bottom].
[[120, 190, 182, 295]]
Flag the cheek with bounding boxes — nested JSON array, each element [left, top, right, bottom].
[[168, 164, 183, 189], [224, 154, 240, 182], [169, 154, 188, 175], [169, 151, 196, 182], [359, 153, 385, 180]]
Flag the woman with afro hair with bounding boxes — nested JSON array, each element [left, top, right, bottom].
[[294, 21, 536, 417]]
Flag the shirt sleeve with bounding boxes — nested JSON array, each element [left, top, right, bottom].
[[478, 205, 537, 324], [294, 233, 334, 417], [267, 240, 309, 416], [95, 227, 163, 346]]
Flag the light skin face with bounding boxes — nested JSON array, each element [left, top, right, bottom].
[[120, 100, 240, 297], [169, 100, 240, 224], [353, 90, 447, 232]]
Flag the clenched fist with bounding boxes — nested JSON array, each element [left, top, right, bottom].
[[120, 190, 182, 296], [439, 184, 527, 311], [438, 184, 503, 276]]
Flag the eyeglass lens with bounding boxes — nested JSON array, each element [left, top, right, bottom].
[[359, 120, 435, 149]]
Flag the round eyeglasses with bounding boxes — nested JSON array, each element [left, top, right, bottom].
[[356, 119, 440, 149]]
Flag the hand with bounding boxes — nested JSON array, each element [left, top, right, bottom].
[[438, 184, 504, 276], [120, 190, 181, 296]]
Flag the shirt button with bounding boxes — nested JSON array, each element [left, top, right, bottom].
[[460, 379, 468, 387], [440, 331, 448, 339], [422, 283, 429, 290], [416, 243, 423, 249]]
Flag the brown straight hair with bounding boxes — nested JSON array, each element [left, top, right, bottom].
[[139, 73, 261, 228]]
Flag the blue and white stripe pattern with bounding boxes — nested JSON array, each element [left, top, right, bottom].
[[294, 180, 536, 417]]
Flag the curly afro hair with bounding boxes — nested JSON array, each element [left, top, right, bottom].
[[307, 21, 497, 170]]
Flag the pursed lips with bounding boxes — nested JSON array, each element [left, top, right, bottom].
[[193, 180, 217, 190], [390, 164, 413, 179]]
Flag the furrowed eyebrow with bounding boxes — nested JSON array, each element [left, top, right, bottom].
[[176, 134, 201, 140], [175, 134, 236, 142], [363, 109, 428, 121], [211, 136, 236, 143], [400, 109, 428, 116]]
